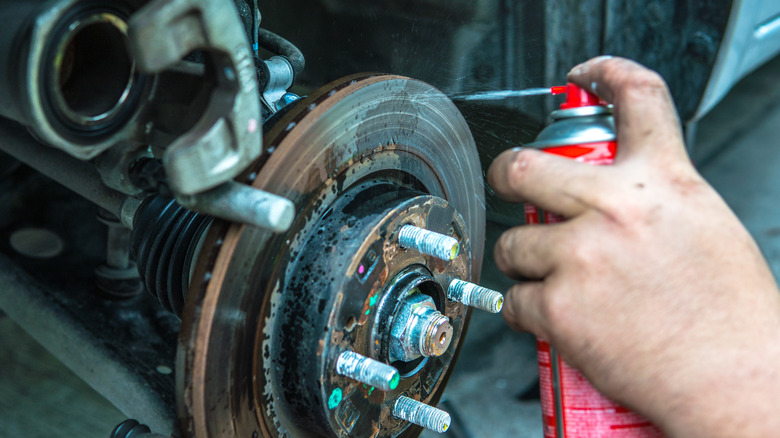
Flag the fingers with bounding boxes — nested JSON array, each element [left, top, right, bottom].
[[493, 222, 569, 280], [502, 281, 547, 338], [488, 147, 611, 217], [567, 56, 687, 163]]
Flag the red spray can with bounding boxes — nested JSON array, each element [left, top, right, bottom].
[[525, 83, 664, 438]]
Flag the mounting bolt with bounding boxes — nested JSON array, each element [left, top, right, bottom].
[[398, 225, 459, 261], [95, 210, 143, 299], [393, 396, 451, 433], [447, 279, 504, 313], [336, 351, 400, 391]]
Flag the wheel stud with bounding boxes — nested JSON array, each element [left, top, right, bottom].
[[393, 396, 451, 433], [336, 351, 400, 391], [447, 279, 504, 313], [397, 225, 459, 261]]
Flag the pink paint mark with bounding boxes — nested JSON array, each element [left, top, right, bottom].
[[358, 265, 365, 274], [247, 118, 258, 133]]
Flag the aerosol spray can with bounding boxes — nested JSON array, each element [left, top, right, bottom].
[[525, 83, 664, 438]]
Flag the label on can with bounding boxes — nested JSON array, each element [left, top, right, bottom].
[[528, 140, 663, 437], [538, 340, 663, 438]]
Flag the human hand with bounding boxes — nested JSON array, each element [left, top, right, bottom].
[[488, 57, 780, 438]]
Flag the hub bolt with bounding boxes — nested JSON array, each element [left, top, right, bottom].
[[336, 351, 400, 391], [393, 396, 451, 433], [448, 279, 504, 313], [398, 225, 459, 261]]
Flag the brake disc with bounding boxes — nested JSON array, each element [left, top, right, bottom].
[[179, 74, 485, 438]]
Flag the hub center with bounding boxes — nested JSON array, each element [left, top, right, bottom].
[[269, 179, 472, 437]]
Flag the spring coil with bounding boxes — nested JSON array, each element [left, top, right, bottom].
[[130, 196, 212, 317]]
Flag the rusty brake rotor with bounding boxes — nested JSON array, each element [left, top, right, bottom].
[[179, 74, 485, 438]]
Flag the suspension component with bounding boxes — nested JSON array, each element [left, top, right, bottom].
[[258, 56, 295, 113], [130, 195, 212, 316], [95, 210, 143, 299], [110, 419, 167, 438]]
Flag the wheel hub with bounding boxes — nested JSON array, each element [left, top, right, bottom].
[[274, 181, 470, 436]]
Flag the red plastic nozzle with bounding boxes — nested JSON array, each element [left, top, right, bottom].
[[550, 85, 567, 95], [560, 82, 601, 109]]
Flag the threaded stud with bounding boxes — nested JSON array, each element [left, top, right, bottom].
[[398, 225, 459, 261], [448, 279, 504, 313], [336, 351, 400, 391], [393, 396, 451, 433]]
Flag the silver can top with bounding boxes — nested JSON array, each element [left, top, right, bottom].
[[526, 105, 616, 149]]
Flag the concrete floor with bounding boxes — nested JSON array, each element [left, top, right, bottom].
[[3, 54, 780, 437]]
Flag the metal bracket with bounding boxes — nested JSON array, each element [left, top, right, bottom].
[[260, 56, 295, 113], [127, 0, 262, 196]]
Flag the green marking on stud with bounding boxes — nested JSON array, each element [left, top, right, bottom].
[[369, 294, 378, 307], [365, 309, 370, 315], [389, 373, 400, 390], [368, 386, 375, 395], [450, 243, 460, 260], [327, 388, 342, 410]]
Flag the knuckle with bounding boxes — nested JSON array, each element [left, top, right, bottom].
[[600, 60, 669, 103], [612, 206, 643, 228], [503, 284, 532, 332], [494, 233, 513, 271], [496, 228, 527, 273], [502, 285, 524, 325], [539, 289, 572, 331], [508, 149, 543, 188], [597, 189, 657, 230], [558, 238, 608, 281], [622, 72, 669, 103], [596, 194, 632, 222], [566, 240, 598, 266], [629, 69, 666, 91]]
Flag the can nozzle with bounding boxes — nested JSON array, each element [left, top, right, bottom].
[[550, 86, 568, 95], [559, 83, 601, 109]]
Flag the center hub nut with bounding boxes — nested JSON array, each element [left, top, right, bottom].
[[389, 290, 453, 362]]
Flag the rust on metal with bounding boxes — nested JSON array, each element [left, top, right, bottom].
[[178, 74, 485, 438]]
